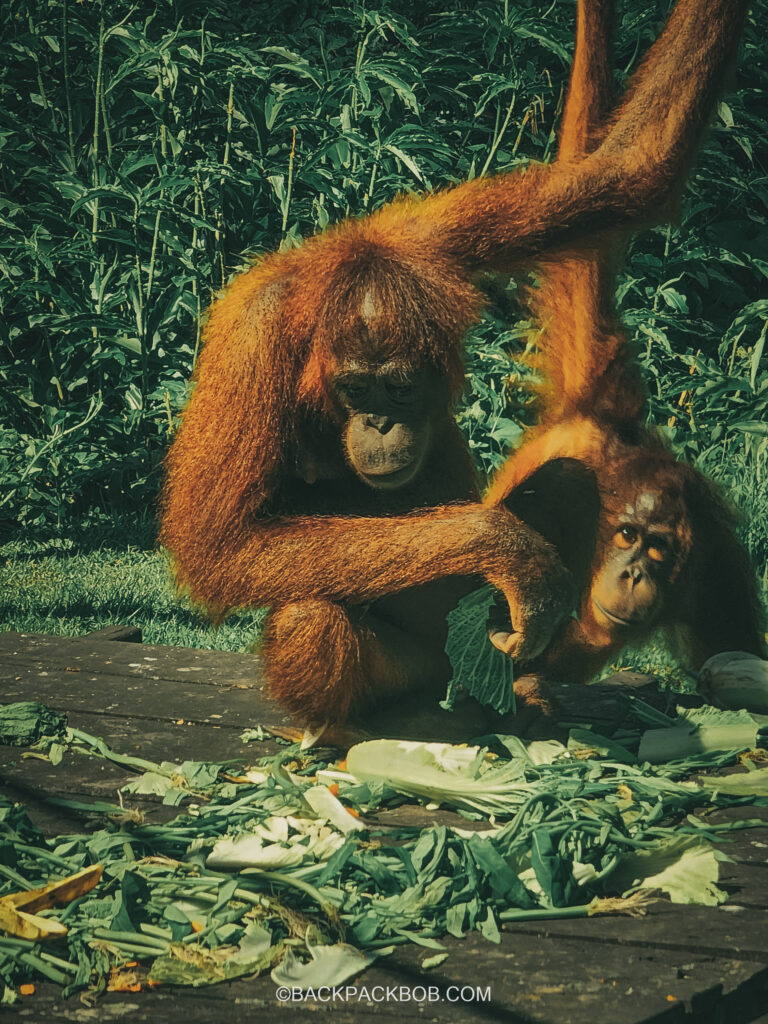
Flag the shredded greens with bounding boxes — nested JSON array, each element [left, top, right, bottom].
[[0, 698, 767, 1004]]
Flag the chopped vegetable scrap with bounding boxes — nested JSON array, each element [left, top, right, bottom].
[[700, 652, 768, 713], [0, 866, 102, 941], [0, 702, 67, 747], [0, 696, 767, 1004], [638, 705, 768, 763]]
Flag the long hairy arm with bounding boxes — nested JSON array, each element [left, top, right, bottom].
[[406, 0, 748, 270]]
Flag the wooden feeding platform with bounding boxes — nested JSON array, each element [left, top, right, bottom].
[[1, 627, 767, 1023]]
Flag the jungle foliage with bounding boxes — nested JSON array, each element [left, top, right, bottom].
[[1, 0, 766, 591]]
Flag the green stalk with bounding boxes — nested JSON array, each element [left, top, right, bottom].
[[181, 903, 248, 945], [0, 937, 34, 951], [238, 870, 340, 912], [510, 107, 531, 160], [143, 196, 164, 430], [92, 929, 169, 950], [62, 0, 76, 166], [281, 127, 296, 238], [648, 225, 673, 370], [94, 940, 165, 958], [140, 923, 173, 941], [68, 727, 178, 778], [34, 951, 78, 973], [364, 131, 380, 208], [0, 863, 30, 887], [27, 11, 55, 131], [157, 67, 167, 159], [16, 953, 70, 986], [587, 854, 620, 884], [58, 894, 88, 923], [9, 842, 75, 870], [191, 174, 204, 366], [42, 794, 134, 817], [480, 96, 515, 178], [0, 939, 79, 975], [499, 905, 591, 923], [100, 89, 113, 162], [97, 35, 114, 164], [132, 198, 144, 341], [364, 931, 440, 950], [145, 204, 162, 306], [91, 1, 105, 244], [222, 81, 234, 169], [215, 81, 235, 286]]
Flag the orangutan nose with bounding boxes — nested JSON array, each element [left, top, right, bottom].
[[622, 565, 644, 587], [365, 414, 393, 435]]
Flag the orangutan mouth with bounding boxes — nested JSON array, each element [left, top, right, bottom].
[[592, 598, 636, 627]]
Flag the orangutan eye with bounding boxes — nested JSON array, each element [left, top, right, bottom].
[[386, 379, 416, 403], [614, 525, 638, 548], [647, 536, 671, 562], [335, 377, 369, 404]]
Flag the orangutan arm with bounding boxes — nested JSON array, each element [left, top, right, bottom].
[[171, 503, 574, 664]]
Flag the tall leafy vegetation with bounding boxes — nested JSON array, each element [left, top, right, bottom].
[[1, 0, 766, 591]]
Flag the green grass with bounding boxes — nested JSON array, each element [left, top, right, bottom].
[[0, 521, 266, 651]]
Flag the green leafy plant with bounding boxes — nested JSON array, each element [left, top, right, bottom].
[[0, 0, 765, 600]]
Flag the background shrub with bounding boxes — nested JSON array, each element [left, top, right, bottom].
[[1, 0, 766, 599]]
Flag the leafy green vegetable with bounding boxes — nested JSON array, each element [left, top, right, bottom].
[[443, 587, 515, 714], [240, 727, 268, 744], [422, 952, 449, 970], [3, 700, 768, 1002], [697, 766, 768, 796], [207, 817, 344, 870], [608, 837, 728, 906], [303, 786, 365, 834], [347, 739, 533, 815], [271, 941, 376, 989], [149, 937, 282, 988], [568, 728, 637, 764], [638, 705, 768, 762], [0, 702, 67, 746]]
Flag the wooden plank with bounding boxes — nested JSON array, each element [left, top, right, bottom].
[[0, 631, 684, 737], [0, 633, 512, 742], [82, 624, 143, 643], [4, 931, 767, 1023], [3, 632, 768, 1021], [506, 901, 768, 960], [0, 631, 265, 689], [1, 663, 281, 730]]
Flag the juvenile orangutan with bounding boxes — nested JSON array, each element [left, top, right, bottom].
[[485, 0, 765, 700]]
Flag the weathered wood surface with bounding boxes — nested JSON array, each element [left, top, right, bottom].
[[1, 629, 767, 1023]]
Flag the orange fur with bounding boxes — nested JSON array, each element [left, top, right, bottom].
[[160, 0, 750, 726], [487, 0, 765, 685]]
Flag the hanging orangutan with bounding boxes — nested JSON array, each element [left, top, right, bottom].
[[485, 0, 766, 698], [160, 0, 749, 731]]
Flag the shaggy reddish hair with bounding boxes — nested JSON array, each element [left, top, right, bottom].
[[486, 0, 764, 686]]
